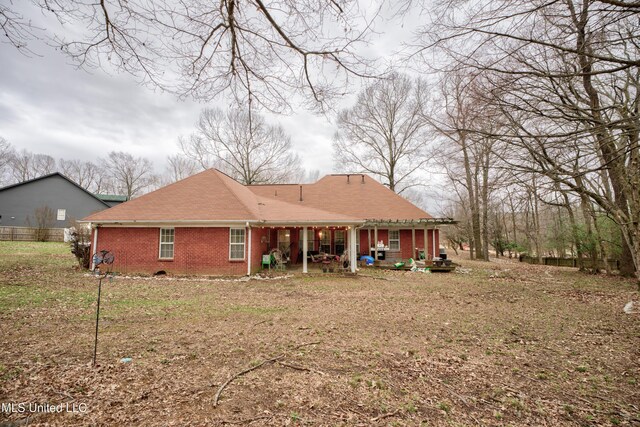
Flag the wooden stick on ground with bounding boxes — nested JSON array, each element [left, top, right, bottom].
[[371, 409, 400, 422], [276, 360, 326, 376], [291, 341, 321, 350], [214, 341, 323, 407], [213, 355, 284, 407]]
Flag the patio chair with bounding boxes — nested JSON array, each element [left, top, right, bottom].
[[261, 254, 271, 270], [270, 248, 287, 271], [309, 252, 324, 263], [339, 250, 350, 272]]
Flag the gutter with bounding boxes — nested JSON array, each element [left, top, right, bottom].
[[80, 219, 365, 227]]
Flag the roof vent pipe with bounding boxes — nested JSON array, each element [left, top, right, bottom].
[[347, 174, 350, 183], [361, 174, 365, 184], [299, 185, 303, 202]]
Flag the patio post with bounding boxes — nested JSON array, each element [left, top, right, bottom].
[[423, 227, 428, 259], [432, 228, 436, 259], [374, 226, 378, 261], [411, 227, 416, 260], [302, 226, 308, 273], [350, 226, 357, 273]]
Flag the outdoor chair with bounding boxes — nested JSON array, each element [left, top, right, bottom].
[[261, 254, 271, 270], [339, 250, 350, 272], [270, 248, 287, 271], [309, 252, 324, 263]]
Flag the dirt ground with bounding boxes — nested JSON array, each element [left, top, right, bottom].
[[0, 242, 639, 426]]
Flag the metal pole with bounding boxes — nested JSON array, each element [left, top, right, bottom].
[[93, 276, 103, 367]]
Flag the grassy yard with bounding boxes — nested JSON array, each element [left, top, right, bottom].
[[0, 242, 638, 426]]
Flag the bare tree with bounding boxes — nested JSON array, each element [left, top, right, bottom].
[[0, 137, 14, 185], [0, 3, 40, 53], [163, 154, 201, 184], [3, 1, 377, 112], [27, 206, 56, 242], [106, 151, 158, 199], [427, 69, 507, 260], [58, 158, 106, 192], [333, 73, 430, 194], [181, 108, 303, 184], [413, 0, 640, 279], [9, 149, 56, 182], [301, 169, 321, 184]]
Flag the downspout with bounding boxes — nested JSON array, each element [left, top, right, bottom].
[[91, 224, 98, 270], [247, 223, 252, 276]]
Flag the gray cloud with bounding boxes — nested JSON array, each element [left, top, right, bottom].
[[0, 2, 439, 190]]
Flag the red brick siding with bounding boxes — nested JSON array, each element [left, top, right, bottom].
[[94, 227, 249, 275], [358, 229, 367, 256], [251, 227, 269, 274], [359, 228, 437, 260], [399, 230, 411, 259]]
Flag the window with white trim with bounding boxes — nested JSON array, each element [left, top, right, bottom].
[[356, 229, 360, 254], [334, 230, 345, 255], [389, 229, 400, 251], [320, 228, 331, 253], [57, 209, 66, 221], [298, 229, 314, 252], [229, 228, 246, 260], [159, 228, 175, 259]]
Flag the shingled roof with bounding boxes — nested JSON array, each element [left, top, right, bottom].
[[84, 170, 432, 224], [249, 174, 432, 221]]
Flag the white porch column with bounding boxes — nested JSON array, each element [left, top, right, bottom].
[[423, 227, 428, 259], [432, 228, 436, 259], [302, 226, 308, 273], [411, 227, 416, 260], [350, 226, 357, 273], [374, 226, 378, 261], [247, 225, 252, 276]]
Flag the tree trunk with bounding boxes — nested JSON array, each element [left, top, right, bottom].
[[481, 144, 490, 261], [460, 132, 481, 260]]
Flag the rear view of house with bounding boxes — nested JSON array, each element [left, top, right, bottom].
[[84, 169, 451, 275]]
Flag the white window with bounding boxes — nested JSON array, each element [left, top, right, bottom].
[[57, 209, 66, 221], [278, 229, 291, 257], [159, 228, 174, 259], [298, 229, 314, 251], [389, 229, 400, 251], [356, 229, 360, 254], [320, 228, 331, 253], [334, 230, 345, 255], [229, 228, 246, 260]]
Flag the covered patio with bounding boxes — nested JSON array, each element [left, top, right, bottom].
[[254, 223, 360, 274], [255, 217, 457, 274]]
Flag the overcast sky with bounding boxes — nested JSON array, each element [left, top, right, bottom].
[[0, 2, 445, 211]]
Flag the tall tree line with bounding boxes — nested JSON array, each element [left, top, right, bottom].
[[411, 0, 639, 279], [0, 140, 159, 199]]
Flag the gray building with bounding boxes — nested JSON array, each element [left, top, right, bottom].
[[0, 173, 119, 228]]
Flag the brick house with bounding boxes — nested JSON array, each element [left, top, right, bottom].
[[83, 169, 452, 275]]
